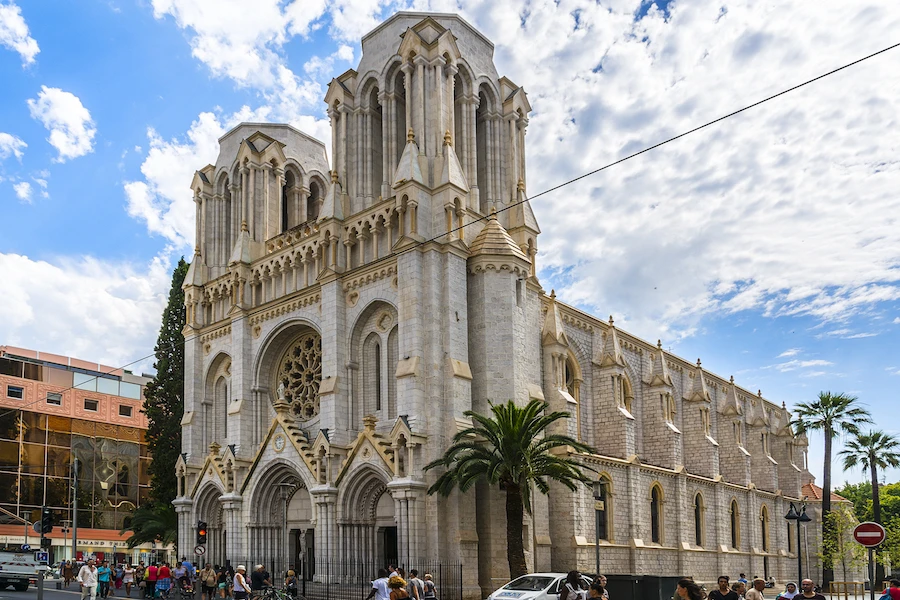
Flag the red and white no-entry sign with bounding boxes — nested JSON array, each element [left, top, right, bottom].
[[853, 522, 886, 547]]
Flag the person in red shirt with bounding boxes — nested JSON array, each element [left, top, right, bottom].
[[887, 579, 900, 600], [144, 565, 158, 600]]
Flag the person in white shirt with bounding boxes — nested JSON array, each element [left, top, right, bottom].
[[365, 569, 391, 600], [78, 559, 99, 600]]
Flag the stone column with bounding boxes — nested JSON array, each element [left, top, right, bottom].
[[379, 91, 391, 198], [173, 497, 194, 560], [414, 56, 426, 154], [221, 493, 244, 566], [194, 191, 203, 258], [329, 107, 339, 180], [446, 63, 458, 147], [274, 166, 284, 231], [402, 63, 413, 144]]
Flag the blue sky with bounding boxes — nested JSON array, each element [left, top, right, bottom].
[[1, 0, 899, 487]]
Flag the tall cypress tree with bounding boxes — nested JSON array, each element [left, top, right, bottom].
[[143, 257, 189, 505]]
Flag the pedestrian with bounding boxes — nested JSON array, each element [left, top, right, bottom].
[[407, 570, 424, 600], [200, 563, 217, 600], [732, 582, 746, 598], [676, 579, 705, 600], [123, 565, 135, 597], [591, 575, 610, 599], [775, 582, 797, 599], [422, 574, 436, 600], [144, 564, 158, 600], [181, 558, 196, 582], [746, 579, 766, 600], [560, 571, 586, 600], [366, 568, 391, 600], [65, 561, 75, 587], [233, 566, 251, 600], [709, 576, 738, 600], [249, 565, 270, 598], [98, 561, 112, 599], [388, 576, 410, 600], [797, 580, 825, 600], [739, 575, 748, 585], [284, 569, 298, 599], [79, 559, 100, 600], [156, 562, 172, 598], [116, 563, 125, 593], [216, 565, 229, 599], [589, 582, 605, 598]]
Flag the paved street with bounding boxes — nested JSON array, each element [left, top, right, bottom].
[[0, 583, 158, 600]]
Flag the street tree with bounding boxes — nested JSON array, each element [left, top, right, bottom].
[[425, 399, 595, 579]]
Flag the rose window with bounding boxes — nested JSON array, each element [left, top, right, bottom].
[[277, 332, 322, 419]]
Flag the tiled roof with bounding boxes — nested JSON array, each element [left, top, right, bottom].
[[802, 482, 848, 503]]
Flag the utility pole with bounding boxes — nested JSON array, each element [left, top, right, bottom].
[[72, 458, 79, 562]]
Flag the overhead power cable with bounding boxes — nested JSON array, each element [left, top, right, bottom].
[[3, 40, 896, 421]]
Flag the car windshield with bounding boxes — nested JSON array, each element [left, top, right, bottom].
[[504, 576, 555, 591]]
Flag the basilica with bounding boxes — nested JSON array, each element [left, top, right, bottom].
[[175, 12, 823, 598]]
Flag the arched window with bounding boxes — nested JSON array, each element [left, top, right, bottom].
[[760, 505, 770, 552], [215, 376, 228, 441], [730, 499, 740, 549], [787, 520, 794, 553], [281, 170, 295, 232], [369, 87, 383, 199], [307, 182, 320, 222], [650, 484, 663, 544], [596, 475, 612, 541], [374, 342, 382, 411], [693, 493, 704, 546]]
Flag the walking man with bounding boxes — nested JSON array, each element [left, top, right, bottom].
[[365, 569, 390, 600], [798, 579, 826, 600], [709, 576, 738, 600], [745, 578, 766, 600], [78, 559, 99, 600]]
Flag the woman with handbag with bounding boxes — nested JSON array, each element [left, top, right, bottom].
[[233, 566, 251, 600]]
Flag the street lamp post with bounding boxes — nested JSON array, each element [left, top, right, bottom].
[[592, 480, 607, 578], [72, 458, 79, 562], [785, 501, 812, 585]]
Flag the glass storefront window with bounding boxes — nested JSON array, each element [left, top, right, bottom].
[[0, 412, 19, 441], [19, 475, 45, 506], [0, 473, 18, 504], [21, 412, 47, 444], [46, 447, 72, 477], [0, 440, 19, 468], [97, 377, 119, 396], [73, 372, 97, 392], [119, 382, 141, 400], [21, 443, 47, 471], [45, 477, 69, 509]]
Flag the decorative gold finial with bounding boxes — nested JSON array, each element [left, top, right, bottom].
[[444, 129, 452, 146], [407, 128, 415, 143], [209, 441, 221, 455], [241, 220, 248, 232], [331, 170, 339, 183], [363, 414, 377, 431], [488, 207, 498, 220], [549, 289, 556, 300], [517, 179, 525, 192], [657, 339, 662, 349], [194, 246, 201, 256]]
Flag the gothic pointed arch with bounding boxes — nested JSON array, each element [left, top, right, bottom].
[[203, 353, 231, 450], [349, 300, 399, 427]]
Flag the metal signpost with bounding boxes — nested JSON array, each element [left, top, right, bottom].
[[852, 521, 887, 600]]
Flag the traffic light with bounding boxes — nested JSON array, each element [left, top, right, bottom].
[[40, 506, 54, 535], [196, 520, 207, 545]]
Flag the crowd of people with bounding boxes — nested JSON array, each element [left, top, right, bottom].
[[67, 556, 225, 600], [364, 565, 438, 600]]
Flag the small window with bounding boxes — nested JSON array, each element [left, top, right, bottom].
[[46, 392, 62, 406], [84, 399, 99, 412], [119, 405, 133, 418], [7, 386, 24, 400]]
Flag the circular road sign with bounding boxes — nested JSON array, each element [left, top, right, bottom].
[[194, 545, 206, 556], [853, 522, 886, 547]]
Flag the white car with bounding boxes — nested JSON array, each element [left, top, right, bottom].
[[487, 573, 594, 600]]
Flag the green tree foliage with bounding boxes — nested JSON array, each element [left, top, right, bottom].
[[838, 430, 900, 582], [425, 399, 596, 579], [143, 257, 188, 506], [122, 503, 178, 548], [818, 506, 867, 580], [125, 258, 187, 548], [793, 391, 871, 588]]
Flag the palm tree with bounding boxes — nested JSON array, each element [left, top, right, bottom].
[[424, 399, 596, 579], [839, 429, 900, 583], [122, 503, 178, 548], [792, 391, 871, 588]]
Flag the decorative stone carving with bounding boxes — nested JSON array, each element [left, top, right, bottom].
[[276, 332, 323, 419]]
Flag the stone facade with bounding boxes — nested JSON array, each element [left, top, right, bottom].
[[175, 12, 828, 598]]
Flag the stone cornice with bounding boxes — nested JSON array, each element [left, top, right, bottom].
[[247, 287, 322, 327]]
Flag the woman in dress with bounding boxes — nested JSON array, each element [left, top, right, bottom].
[[64, 561, 74, 587], [123, 565, 135, 597]]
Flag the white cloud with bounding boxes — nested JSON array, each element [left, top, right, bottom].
[[843, 332, 877, 339], [12, 180, 31, 202], [0, 252, 172, 371], [0, 1, 39, 65], [777, 348, 801, 357], [27, 86, 97, 162], [768, 359, 833, 372], [32, 176, 48, 198], [894, 317, 900, 324], [304, 44, 355, 77], [0, 132, 26, 161]]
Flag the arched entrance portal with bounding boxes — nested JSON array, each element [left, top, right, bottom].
[[195, 484, 226, 567], [249, 462, 313, 580], [340, 467, 396, 569]]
